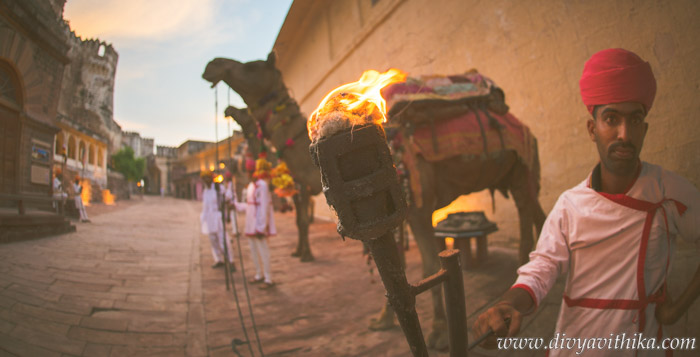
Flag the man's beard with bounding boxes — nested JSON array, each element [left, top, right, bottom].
[[601, 141, 639, 176]]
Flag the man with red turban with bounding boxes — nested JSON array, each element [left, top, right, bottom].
[[473, 49, 700, 356]]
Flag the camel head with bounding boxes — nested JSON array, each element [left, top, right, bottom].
[[224, 105, 258, 140], [202, 52, 282, 106]]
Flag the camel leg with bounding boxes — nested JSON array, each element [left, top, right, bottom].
[[533, 198, 546, 237], [409, 159, 448, 351], [510, 168, 536, 265], [291, 193, 303, 257], [295, 187, 314, 262], [368, 300, 396, 330]]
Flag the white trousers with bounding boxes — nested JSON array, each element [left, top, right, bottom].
[[75, 197, 88, 221], [208, 231, 234, 263], [248, 237, 271, 283]]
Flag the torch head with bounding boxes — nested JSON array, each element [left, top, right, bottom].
[[310, 123, 406, 240]]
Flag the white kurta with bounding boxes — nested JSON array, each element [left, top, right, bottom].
[[200, 185, 223, 235], [242, 179, 276, 237], [514, 162, 699, 356]]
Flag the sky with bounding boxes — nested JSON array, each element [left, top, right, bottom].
[[63, 0, 294, 148]]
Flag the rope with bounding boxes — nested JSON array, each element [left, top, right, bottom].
[[215, 85, 219, 171], [230, 202, 265, 357], [220, 196, 255, 357]]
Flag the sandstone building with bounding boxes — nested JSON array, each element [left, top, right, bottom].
[[273, 0, 700, 237]]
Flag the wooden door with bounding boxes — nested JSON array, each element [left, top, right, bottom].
[[0, 106, 20, 194]]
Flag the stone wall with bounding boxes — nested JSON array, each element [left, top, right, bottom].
[[274, 0, 700, 242], [0, 0, 69, 196]]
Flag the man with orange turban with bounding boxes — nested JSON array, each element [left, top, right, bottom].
[[473, 49, 700, 356]]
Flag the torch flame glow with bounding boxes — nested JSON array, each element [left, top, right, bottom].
[[308, 68, 406, 141]]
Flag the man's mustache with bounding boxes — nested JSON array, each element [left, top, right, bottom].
[[608, 142, 637, 154]]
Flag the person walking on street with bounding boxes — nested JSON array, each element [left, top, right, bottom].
[[200, 171, 235, 271], [240, 155, 277, 289]]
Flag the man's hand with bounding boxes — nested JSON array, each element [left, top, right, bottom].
[[472, 302, 522, 349], [656, 264, 700, 326], [655, 296, 681, 325]]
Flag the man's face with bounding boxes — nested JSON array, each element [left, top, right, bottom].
[[587, 102, 648, 176]]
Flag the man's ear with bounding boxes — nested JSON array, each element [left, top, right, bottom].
[[587, 119, 596, 141], [266, 51, 276, 68]]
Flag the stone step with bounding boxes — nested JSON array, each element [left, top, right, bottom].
[[0, 213, 76, 244]]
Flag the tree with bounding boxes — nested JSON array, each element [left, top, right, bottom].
[[111, 147, 145, 182]]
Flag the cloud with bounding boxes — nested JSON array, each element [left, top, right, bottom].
[[65, 0, 209, 39]]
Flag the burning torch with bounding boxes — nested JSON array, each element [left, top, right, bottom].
[[308, 70, 468, 356]]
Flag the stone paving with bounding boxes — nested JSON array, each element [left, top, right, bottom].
[[0, 196, 697, 356]]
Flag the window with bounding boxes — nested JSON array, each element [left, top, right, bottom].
[[55, 133, 64, 155], [67, 136, 76, 159], [88, 144, 95, 165]]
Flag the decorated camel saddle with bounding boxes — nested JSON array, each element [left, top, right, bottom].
[[382, 70, 538, 206]]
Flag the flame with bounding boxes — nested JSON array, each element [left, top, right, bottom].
[[444, 237, 455, 250], [308, 68, 406, 141], [102, 189, 115, 205], [80, 178, 91, 206], [214, 174, 224, 183]]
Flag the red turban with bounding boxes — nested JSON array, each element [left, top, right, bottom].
[[245, 158, 256, 172], [579, 48, 656, 114]]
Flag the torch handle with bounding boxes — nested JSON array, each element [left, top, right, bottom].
[[367, 231, 429, 357]]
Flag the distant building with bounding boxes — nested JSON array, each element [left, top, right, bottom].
[[144, 145, 177, 196], [121, 131, 154, 158], [171, 133, 246, 200]]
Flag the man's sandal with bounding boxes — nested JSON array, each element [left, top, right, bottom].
[[248, 277, 264, 284], [258, 282, 275, 290]]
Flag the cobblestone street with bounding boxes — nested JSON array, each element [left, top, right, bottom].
[[0, 196, 697, 356]]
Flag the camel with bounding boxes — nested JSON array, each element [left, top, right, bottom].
[[202, 53, 547, 350], [204, 55, 319, 262]]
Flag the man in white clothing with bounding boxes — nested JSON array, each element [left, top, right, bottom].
[[241, 156, 277, 289], [473, 48, 700, 356], [73, 176, 90, 222], [200, 171, 235, 271]]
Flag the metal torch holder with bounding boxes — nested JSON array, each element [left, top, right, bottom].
[[310, 124, 468, 357]]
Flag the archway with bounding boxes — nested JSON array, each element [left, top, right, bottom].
[[0, 60, 23, 194], [55, 132, 65, 156]]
